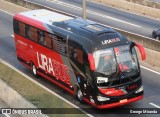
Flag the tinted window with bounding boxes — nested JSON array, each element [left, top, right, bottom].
[[13, 20, 20, 33], [68, 44, 83, 64], [19, 22, 25, 36], [30, 26, 38, 42], [45, 33, 52, 48], [38, 30, 45, 45], [25, 25, 31, 39]]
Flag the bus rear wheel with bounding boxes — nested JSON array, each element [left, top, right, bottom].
[[31, 63, 38, 77]]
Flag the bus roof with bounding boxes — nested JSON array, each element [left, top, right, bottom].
[[14, 9, 130, 53]]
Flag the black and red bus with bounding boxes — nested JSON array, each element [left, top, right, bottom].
[[13, 9, 146, 109]]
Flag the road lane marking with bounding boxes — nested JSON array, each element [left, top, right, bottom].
[[149, 103, 160, 108], [45, 0, 141, 27], [0, 59, 93, 117], [0, 9, 13, 16], [140, 66, 160, 75]]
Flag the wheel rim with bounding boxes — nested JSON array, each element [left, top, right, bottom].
[[77, 89, 83, 101], [32, 65, 37, 75]]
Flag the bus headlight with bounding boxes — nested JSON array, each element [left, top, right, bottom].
[[97, 96, 110, 101], [135, 85, 143, 93]]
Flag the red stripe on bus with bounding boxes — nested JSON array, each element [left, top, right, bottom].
[[20, 62, 31, 70], [37, 71, 74, 95], [83, 95, 143, 109]]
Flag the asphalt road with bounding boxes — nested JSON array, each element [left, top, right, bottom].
[[0, 9, 160, 117], [26, 0, 160, 38]]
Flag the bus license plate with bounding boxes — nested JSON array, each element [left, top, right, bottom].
[[120, 99, 127, 103]]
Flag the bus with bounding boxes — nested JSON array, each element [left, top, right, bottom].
[[13, 9, 146, 109]]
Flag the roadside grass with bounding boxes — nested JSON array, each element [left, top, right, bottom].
[[0, 62, 87, 117]]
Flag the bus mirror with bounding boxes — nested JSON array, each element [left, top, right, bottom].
[[135, 43, 146, 61], [88, 54, 95, 71]]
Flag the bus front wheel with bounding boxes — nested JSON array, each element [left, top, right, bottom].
[[77, 88, 84, 103]]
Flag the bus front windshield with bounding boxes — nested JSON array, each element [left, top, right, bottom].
[[93, 45, 139, 79]]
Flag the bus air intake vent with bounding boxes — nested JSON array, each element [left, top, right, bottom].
[[86, 25, 103, 31]]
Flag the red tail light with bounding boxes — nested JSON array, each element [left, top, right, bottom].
[[88, 53, 95, 71], [135, 43, 146, 61]]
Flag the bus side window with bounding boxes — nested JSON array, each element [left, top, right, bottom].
[[76, 48, 83, 64], [13, 20, 20, 33], [19, 22, 25, 36], [25, 25, 31, 39], [45, 33, 52, 49], [30, 27, 38, 42], [69, 46, 84, 65], [38, 30, 45, 45]]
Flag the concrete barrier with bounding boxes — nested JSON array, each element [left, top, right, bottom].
[[90, 0, 160, 19], [5, 0, 75, 17], [0, 79, 47, 117], [4, 0, 160, 69], [126, 0, 160, 9]]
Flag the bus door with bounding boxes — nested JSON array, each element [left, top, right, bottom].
[[68, 45, 94, 100], [68, 44, 87, 96], [84, 55, 95, 102]]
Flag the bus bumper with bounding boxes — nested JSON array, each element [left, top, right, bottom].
[[83, 95, 143, 109]]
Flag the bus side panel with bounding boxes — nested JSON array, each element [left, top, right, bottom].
[[14, 14, 75, 93], [15, 34, 74, 92], [31, 43, 73, 87], [14, 34, 30, 63]]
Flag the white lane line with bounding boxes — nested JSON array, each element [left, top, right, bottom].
[[0, 59, 93, 117], [11, 35, 14, 37], [45, 0, 141, 27], [149, 103, 160, 108], [140, 66, 160, 75], [0, 9, 13, 16], [0, 107, 10, 117]]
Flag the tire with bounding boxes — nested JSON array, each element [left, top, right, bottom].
[[31, 63, 38, 77], [77, 88, 84, 103]]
